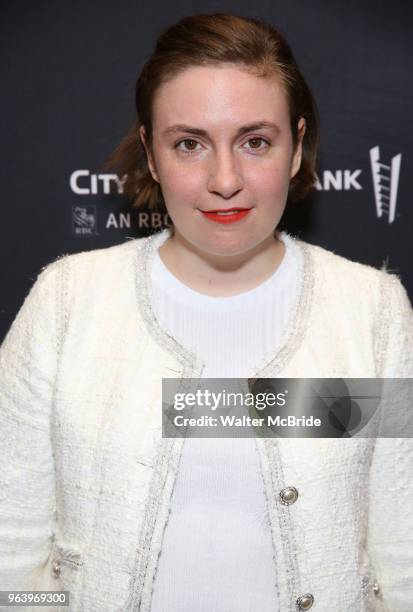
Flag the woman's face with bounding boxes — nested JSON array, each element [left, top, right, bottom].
[[140, 63, 305, 258]]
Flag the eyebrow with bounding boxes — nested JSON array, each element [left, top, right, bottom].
[[163, 121, 281, 138]]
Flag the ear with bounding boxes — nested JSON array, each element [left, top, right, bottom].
[[290, 117, 306, 179], [139, 125, 160, 183]]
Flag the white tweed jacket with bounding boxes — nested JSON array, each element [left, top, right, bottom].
[[0, 228, 412, 612]]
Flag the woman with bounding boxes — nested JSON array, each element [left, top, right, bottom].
[[0, 12, 412, 612]]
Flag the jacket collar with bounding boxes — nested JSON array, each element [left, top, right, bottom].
[[133, 227, 315, 378]]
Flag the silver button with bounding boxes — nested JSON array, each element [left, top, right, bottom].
[[296, 593, 314, 610], [52, 560, 61, 578], [280, 486, 299, 505], [372, 581, 380, 595]]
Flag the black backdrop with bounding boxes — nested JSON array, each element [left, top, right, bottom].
[[1, 0, 412, 342]]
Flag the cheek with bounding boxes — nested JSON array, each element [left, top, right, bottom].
[[244, 160, 291, 199], [158, 158, 204, 203]]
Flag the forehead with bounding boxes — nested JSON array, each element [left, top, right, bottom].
[[152, 64, 290, 130]]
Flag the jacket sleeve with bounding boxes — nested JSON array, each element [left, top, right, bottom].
[[366, 273, 413, 612], [0, 258, 65, 592]]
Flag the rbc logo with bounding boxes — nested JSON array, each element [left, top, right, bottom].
[[72, 205, 98, 236]]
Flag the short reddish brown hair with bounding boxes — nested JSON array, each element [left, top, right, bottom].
[[102, 13, 319, 211]]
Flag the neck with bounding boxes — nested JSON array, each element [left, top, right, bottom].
[[158, 229, 286, 297]]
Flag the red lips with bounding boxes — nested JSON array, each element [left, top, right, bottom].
[[200, 207, 252, 224]]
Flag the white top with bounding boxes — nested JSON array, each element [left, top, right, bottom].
[[149, 233, 300, 611], [150, 232, 300, 378]]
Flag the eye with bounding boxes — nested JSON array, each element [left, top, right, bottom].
[[243, 137, 270, 152], [175, 139, 202, 154]]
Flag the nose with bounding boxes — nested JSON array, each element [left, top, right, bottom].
[[207, 148, 244, 199]]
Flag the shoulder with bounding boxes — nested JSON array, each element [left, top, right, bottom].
[[289, 234, 409, 307], [38, 234, 155, 288], [287, 235, 413, 375], [287, 231, 412, 321], [24, 236, 155, 323], [51, 236, 142, 273], [297, 237, 385, 286], [308, 237, 410, 301], [292, 233, 412, 343]]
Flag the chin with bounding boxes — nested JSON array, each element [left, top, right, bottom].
[[196, 235, 261, 258]]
